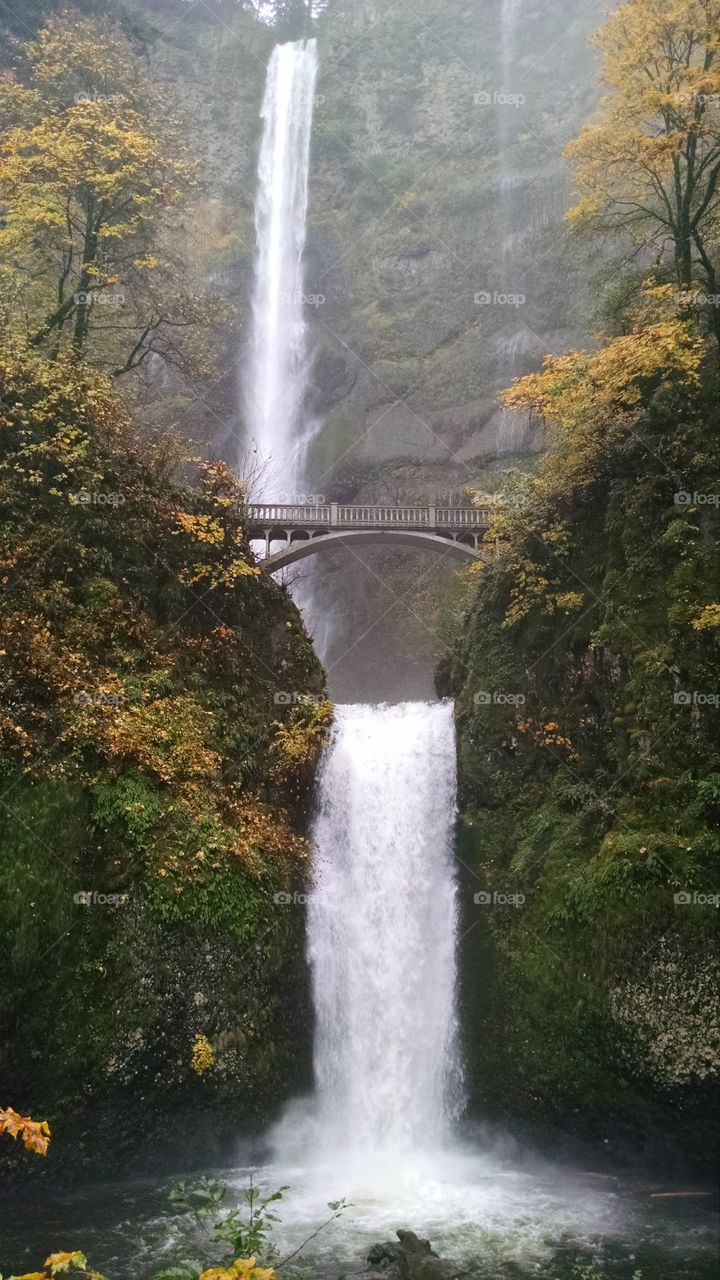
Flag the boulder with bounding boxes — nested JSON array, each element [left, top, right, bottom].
[[353, 1230, 467, 1280]]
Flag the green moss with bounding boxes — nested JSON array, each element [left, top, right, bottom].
[[446, 334, 720, 1165]]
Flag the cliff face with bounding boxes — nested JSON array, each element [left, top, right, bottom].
[[306, 0, 603, 478], [437, 321, 720, 1168], [295, 0, 605, 697]]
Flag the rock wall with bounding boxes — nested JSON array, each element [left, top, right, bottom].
[[297, 0, 606, 697]]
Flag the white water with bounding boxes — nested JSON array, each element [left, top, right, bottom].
[[244, 39, 319, 499], [499, 0, 522, 268], [309, 701, 463, 1158], [269, 702, 629, 1265], [260, 705, 684, 1274], [244, 38, 333, 657], [265, 705, 638, 1270]]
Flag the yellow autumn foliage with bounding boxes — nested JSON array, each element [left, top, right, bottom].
[[501, 290, 703, 496], [565, 0, 720, 303], [475, 287, 706, 629], [199, 1258, 277, 1280], [0, 1106, 51, 1155], [270, 700, 334, 784], [191, 1033, 215, 1077], [692, 603, 720, 629], [0, 13, 200, 374], [7, 1250, 108, 1280]]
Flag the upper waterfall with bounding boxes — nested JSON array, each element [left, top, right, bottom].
[[244, 39, 319, 498], [308, 701, 463, 1157]]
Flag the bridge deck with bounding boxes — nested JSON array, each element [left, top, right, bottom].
[[244, 503, 490, 532]]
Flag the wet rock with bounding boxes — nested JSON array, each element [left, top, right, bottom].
[[308, 345, 359, 415], [354, 1231, 467, 1280], [367, 1240, 405, 1267]]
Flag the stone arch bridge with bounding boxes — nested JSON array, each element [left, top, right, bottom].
[[244, 503, 491, 571]]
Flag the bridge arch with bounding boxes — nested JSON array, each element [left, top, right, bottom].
[[261, 527, 485, 571]]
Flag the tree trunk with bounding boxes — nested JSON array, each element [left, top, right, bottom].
[[72, 204, 100, 355]]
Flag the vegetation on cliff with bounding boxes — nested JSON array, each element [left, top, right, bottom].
[[0, 334, 328, 1173], [441, 0, 720, 1163]]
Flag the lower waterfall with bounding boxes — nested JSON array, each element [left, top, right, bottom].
[[265, 703, 631, 1269], [308, 701, 463, 1156]]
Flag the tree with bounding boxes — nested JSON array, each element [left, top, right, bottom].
[[565, 0, 720, 334], [0, 14, 218, 378], [491, 287, 705, 628]]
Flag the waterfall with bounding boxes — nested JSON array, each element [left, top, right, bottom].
[[495, 0, 526, 450], [308, 701, 463, 1157], [244, 39, 318, 499], [499, 0, 522, 266]]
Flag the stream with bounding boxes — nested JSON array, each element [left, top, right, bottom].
[[2, 1149, 717, 1278]]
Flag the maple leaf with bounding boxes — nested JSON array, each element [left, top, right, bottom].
[[0, 1106, 51, 1155]]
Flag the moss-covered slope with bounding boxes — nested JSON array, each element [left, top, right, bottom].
[[440, 306, 720, 1168], [0, 342, 328, 1180]]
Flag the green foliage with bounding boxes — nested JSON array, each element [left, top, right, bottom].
[[169, 1177, 287, 1266], [147, 1177, 348, 1279], [447, 229, 720, 1166]]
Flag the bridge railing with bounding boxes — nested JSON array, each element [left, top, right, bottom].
[[244, 503, 490, 530], [437, 507, 491, 526], [244, 504, 331, 525], [335, 505, 433, 526]]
